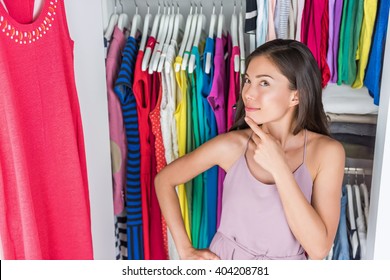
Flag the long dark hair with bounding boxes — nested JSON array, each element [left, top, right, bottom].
[[230, 39, 330, 136]]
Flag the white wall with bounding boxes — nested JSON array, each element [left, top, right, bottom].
[[65, 0, 115, 259]]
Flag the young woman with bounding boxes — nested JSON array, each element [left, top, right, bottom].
[[155, 39, 345, 260]]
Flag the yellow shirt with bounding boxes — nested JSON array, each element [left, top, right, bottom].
[[352, 0, 378, 88], [173, 56, 191, 240]]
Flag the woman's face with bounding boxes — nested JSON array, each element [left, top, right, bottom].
[[242, 55, 298, 125]]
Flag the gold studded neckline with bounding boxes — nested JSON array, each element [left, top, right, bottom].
[[0, 0, 58, 44]]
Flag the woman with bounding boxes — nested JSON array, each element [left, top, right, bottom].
[[155, 39, 345, 260]]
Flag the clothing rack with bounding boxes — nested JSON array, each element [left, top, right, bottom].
[[344, 167, 372, 176]]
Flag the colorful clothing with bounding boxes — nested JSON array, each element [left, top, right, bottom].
[[114, 36, 144, 260]]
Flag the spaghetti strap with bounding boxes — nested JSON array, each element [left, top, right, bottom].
[[244, 132, 254, 154], [303, 129, 308, 163]]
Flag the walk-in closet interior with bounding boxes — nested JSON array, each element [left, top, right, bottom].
[[1, 0, 389, 260]]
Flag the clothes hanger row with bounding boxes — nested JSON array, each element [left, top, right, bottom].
[[107, 0, 246, 74], [344, 167, 372, 176], [345, 166, 370, 259]]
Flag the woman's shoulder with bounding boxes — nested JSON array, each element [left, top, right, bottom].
[[307, 130, 344, 155], [210, 129, 253, 171], [215, 129, 252, 149], [306, 130, 345, 172]]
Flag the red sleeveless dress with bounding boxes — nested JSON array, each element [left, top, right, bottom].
[[0, 0, 93, 259]]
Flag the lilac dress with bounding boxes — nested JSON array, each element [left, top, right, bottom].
[[209, 130, 313, 260]]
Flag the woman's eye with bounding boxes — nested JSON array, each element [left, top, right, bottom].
[[244, 78, 250, 84], [259, 80, 269, 86]]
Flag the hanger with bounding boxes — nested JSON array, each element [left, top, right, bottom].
[[346, 177, 359, 259], [149, 2, 169, 74], [238, 0, 246, 75], [175, 3, 194, 72], [231, 1, 239, 73], [142, 2, 161, 71], [157, 3, 176, 72], [181, 4, 198, 71], [130, 1, 142, 39], [353, 171, 364, 227], [359, 170, 370, 228], [139, 2, 152, 52], [216, 1, 225, 39], [117, 0, 130, 33], [188, 2, 207, 74], [204, 2, 216, 74], [171, 1, 184, 45], [165, 2, 183, 74], [104, 0, 119, 41], [353, 169, 367, 259]]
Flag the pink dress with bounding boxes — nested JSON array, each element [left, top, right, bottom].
[[0, 0, 93, 259]]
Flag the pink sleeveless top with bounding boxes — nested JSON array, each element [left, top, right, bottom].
[[0, 0, 93, 259], [209, 130, 313, 260]]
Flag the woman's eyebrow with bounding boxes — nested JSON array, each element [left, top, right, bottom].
[[245, 73, 274, 79]]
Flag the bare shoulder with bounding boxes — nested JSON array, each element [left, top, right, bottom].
[[306, 131, 345, 179], [211, 129, 253, 171]]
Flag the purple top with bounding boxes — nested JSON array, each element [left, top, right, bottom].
[[331, 0, 344, 82], [209, 131, 313, 259]]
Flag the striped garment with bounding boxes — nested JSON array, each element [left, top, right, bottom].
[[114, 212, 128, 260], [274, 0, 290, 39], [114, 36, 144, 260], [245, 0, 257, 33]]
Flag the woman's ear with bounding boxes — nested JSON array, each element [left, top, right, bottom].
[[290, 91, 299, 107]]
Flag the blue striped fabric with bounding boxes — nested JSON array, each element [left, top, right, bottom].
[[114, 36, 144, 260]]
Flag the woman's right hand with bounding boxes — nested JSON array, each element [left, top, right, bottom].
[[180, 247, 220, 260]]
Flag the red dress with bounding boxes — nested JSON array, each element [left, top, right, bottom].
[[0, 0, 93, 259]]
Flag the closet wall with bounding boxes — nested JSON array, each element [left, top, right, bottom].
[[65, 0, 115, 259], [366, 18, 390, 260], [63, 0, 390, 259]]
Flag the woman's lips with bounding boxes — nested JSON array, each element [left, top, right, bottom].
[[245, 107, 261, 112]]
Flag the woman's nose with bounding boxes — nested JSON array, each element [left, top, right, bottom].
[[244, 89, 255, 101]]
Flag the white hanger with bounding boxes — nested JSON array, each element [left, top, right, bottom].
[[139, 3, 152, 52], [217, 2, 225, 39], [353, 184, 364, 228], [149, 3, 169, 74], [353, 174, 367, 259], [142, 3, 161, 71], [204, 2, 216, 74], [117, 1, 130, 33], [238, 1, 246, 75], [181, 5, 198, 71], [175, 4, 194, 72], [359, 170, 370, 228], [231, 1, 239, 73], [346, 183, 359, 259], [360, 182, 369, 228], [104, 0, 119, 41], [188, 3, 206, 74], [157, 4, 176, 72], [346, 183, 356, 229], [130, 1, 142, 39], [171, 2, 184, 45], [166, 2, 184, 74]]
